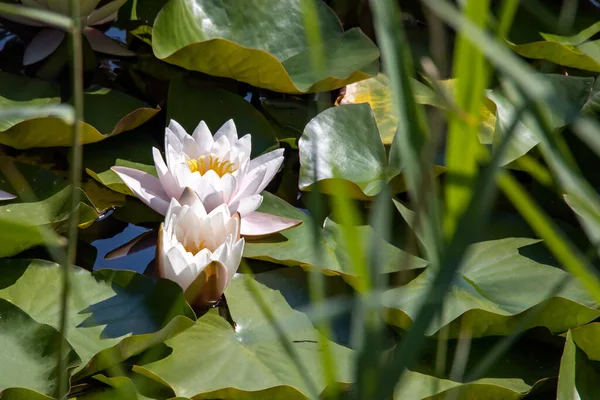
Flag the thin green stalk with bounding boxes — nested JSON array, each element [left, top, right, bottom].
[[0, 2, 72, 30], [240, 262, 320, 399], [496, 0, 519, 39], [444, 0, 490, 238], [497, 171, 600, 300], [375, 100, 528, 398], [56, 0, 83, 397]]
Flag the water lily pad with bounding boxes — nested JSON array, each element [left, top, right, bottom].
[[0, 186, 98, 257], [299, 103, 398, 199], [0, 299, 80, 396], [84, 130, 159, 196], [0, 72, 159, 149], [557, 330, 600, 400], [395, 372, 532, 400], [339, 74, 440, 145], [383, 238, 600, 337], [509, 21, 600, 72], [0, 259, 195, 376], [152, 0, 379, 94], [167, 76, 278, 157], [135, 274, 354, 399], [244, 192, 427, 288]]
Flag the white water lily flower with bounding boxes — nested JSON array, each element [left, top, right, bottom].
[[2, 0, 134, 65], [157, 189, 244, 307], [112, 119, 301, 237]]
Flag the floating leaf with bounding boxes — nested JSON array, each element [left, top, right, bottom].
[[135, 274, 354, 399], [339, 73, 440, 144], [557, 330, 600, 400], [0, 72, 159, 149], [0, 186, 97, 257], [0, 299, 80, 396], [152, 0, 379, 94], [508, 21, 600, 72], [383, 238, 600, 337], [244, 192, 427, 288], [83, 129, 159, 196], [395, 372, 532, 400], [0, 259, 195, 376], [167, 76, 278, 157], [299, 103, 397, 199]]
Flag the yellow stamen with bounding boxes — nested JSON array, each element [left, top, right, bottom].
[[186, 155, 236, 177], [184, 239, 206, 255]]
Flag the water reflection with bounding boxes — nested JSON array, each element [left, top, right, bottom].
[[91, 222, 155, 273]]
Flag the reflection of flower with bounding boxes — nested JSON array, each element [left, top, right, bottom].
[[0, 190, 16, 201], [157, 189, 244, 307], [113, 119, 301, 237], [2, 0, 134, 65]]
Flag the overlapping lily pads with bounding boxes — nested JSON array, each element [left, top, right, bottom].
[[0, 72, 159, 149], [0, 162, 99, 256], [383, 237, 600, 337], [152, 0, 380, 93], [135, 273, 354, 399], [0, 299, 80, 396], [509, 21, 600, 72], [0, 259, 195, 381], [244, 192, 427, 288]]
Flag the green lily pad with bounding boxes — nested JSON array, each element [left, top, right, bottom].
[[0, 299, 80, 396], [152, 0, 379, 94], [508, 21, 600, 72], [135, 274, 354, 399], [0, 72, 160, 149], [339, 74, 441, 145], [0, 186, 98, 257], [0, 389, 55, 400], [0, 259, 195, 377], [557, 330, 600, 400], [395, 372, 532, 400], [383, 238, 600, 337], [83, 129, 159, 196], [299, 103, 398, 199], [570, 323, 600, 361], [167, 76, 278, 157], [244, 192, 427, 288]]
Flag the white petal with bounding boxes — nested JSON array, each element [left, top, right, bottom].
[[111, 166, 170, 215], [231, 134, 252, 162], [240, 212, 302, 237], [235, 194, 263, 217], [210, 135, 231, 160], [164, 247, 195, 291], [232, 165, 266, 203], [219, 173, 237, 203], [213, 119, 238, 143], [153, 147, 182, 199], [249, 148, 284, 171], [192, 121, 214, 153], [23, 29, 65, 66], [250, 149, 285, 194], [225, 239, 244, 284], [182, 135, 202, 160], [168, 120, 190, 142], [164, 197, 182, 227], [86, 0, 124, 25], [83, 27, 135, 56]]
